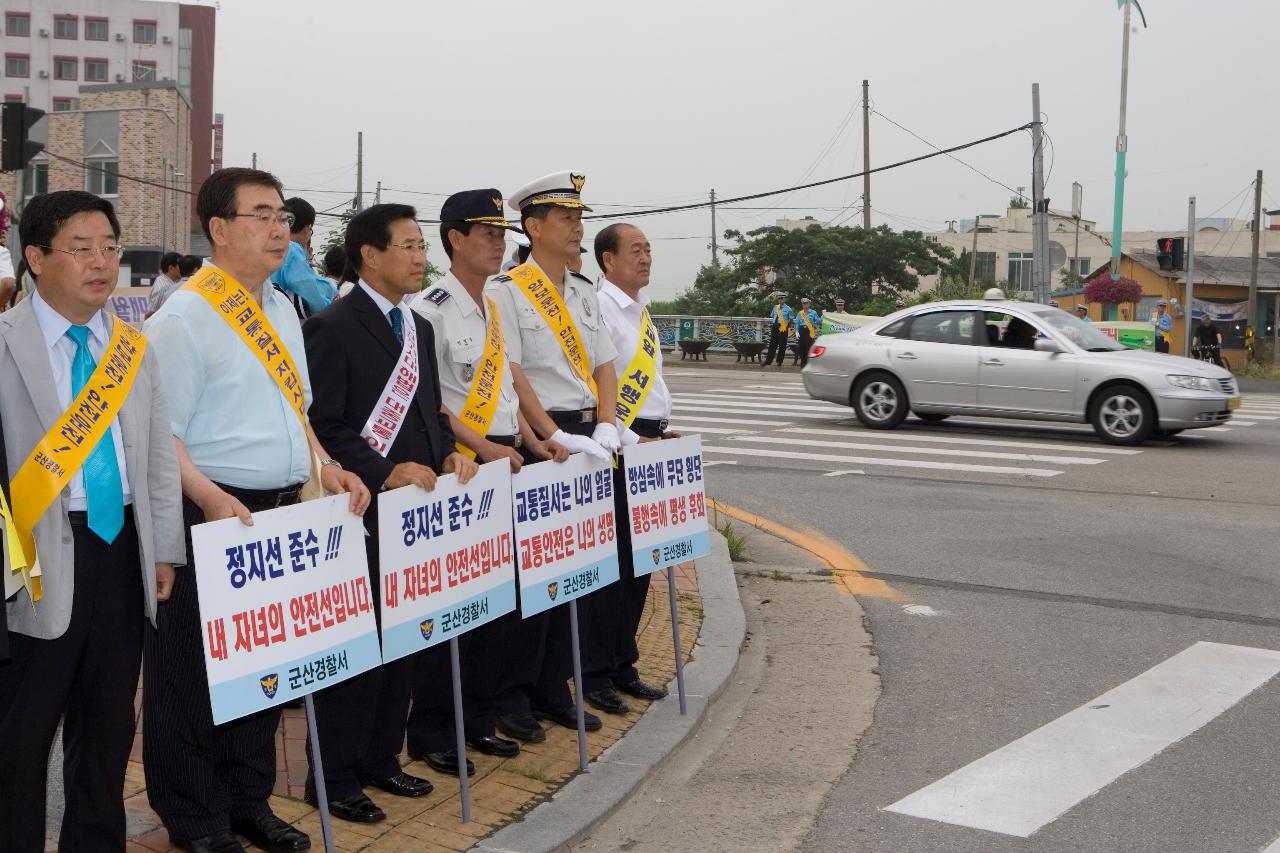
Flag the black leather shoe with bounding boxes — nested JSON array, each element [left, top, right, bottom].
[[535, 705, 602, 731], [229, 812, 310, 853], [325, 793, 386, 823], [467, 734, 520, 757], [496, 712, 547, 743], [173, 830, 245, 853], [413, 749, 475, 777], [585, 687, 631, 715], [617, 678, 668, 701], [361, 770, 433, 798]]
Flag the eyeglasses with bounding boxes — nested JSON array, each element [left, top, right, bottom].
[[224, 210, 296, 228], [389, 242, 428, 255], [40, 244, 125, 263]]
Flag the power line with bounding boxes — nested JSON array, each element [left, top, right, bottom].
[[872, 108, 1024, 198]]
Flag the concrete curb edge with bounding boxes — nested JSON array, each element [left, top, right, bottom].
[[475, 531, 745, 853]]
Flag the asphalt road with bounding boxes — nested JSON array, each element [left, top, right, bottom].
[[669, 361, 1280, 853]]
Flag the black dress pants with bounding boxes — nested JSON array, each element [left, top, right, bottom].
[[797, 330, 815, 366], [0, 513, 142, 853], [765, 328, 789, 366], [143, 498, 283, 842]]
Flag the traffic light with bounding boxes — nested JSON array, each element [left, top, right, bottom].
[[1156, 237, 1184, 271], [1, 101, 45, 172]]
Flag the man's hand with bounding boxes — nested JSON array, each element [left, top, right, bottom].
[[477, 440, 523, 474], [592, 422, 621, 453], [321, 465, 371, 515], [197, 487, 253, 526], [531, 437, 571, 463], [550, 429, 610, 463], [442, 452, 479, 485], [384, 462, 438, 493], [155, 563, 175, 602], [662, 430, 683, 440]]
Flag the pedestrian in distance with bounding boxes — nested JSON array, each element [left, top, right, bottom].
[[1152, 300, 1173, 354], [795, 296, 820, 367], [765, 292, 793, 368]]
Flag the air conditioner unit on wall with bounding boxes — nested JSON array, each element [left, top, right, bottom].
[[114, 73, 125, 82], [114, 32, 124, 41], [37, 69, 48, 78], [161, 35, 172, 44], [37, 28, 49, 36]]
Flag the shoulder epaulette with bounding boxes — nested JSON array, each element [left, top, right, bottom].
[[493, 274, 513, 284], [423, 287, 451, 306]]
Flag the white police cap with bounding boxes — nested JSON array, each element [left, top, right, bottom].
[[508, 171, 593, 212]]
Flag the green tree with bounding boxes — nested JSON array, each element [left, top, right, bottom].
[[672, 262, 761, 316], [1008, 195, 1028, 209]]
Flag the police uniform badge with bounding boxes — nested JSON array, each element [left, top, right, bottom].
[[547, 582, 559, 601], [582, 299, 592, 318], [462, 363, 475, 382], [419, 618, 435, 641], [259, 673, 279, 699]]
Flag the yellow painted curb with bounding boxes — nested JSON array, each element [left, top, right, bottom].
[[710, 499, 906, 601]]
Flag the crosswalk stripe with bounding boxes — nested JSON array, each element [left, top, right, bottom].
[[884, 642, 1280, 838], [674, 403, 850, 421], [673, 393, 845, 413], [1232, 413, 1278, 419], [778, 427, 1143, 455], [1227, 421, 1258, 427], [1261, 835, 1280, 852], [726, 434, 1105, 465], [702, 390, 820, 404], [671, 426, 744, 435], [701, 444, 1064, 477], [732, 385, 811, 395], [669, 415, 792, 426]]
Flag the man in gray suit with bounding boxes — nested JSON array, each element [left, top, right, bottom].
[[0, 191, 185, 852]]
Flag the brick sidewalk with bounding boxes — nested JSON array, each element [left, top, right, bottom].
[[123, 562, 701, 853]]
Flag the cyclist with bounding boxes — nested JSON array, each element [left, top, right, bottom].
[[1193, 314, 1225, 366]]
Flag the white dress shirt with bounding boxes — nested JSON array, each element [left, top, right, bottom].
[[485, 260, 618, 412], [28, 287, 133, 510], [598, 280, 672, 422]]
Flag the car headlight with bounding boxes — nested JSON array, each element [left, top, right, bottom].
[[1167, 374, 1216, 391]]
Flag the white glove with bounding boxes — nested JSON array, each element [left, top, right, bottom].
[[619, 426, 641, 447], [592, 422, 621, 453], [551, 429, 611, 463]]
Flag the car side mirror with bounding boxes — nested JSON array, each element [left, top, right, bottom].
[[1034, 338, 1065, 354]]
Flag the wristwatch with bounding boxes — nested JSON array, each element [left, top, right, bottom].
[[320, 458, 342, 469]]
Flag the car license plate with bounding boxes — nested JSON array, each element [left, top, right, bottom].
[[1229, 397, 1241, 410]]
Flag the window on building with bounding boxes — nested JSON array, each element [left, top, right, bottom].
[[5, 13, 29, 37], [5, 54, 29, 78], [1070, 257, 1092, 276], [177, 28, 192, 100], [1007, 252, 1034, 291], [84, 58, 108, 82], [3, 93, 22, 102], [132, 20, 156, 44], [22, 162, 48, 196], [85, 17, 108, 41], [132, 61, 156, 82], [53, 15, 77, 39], [52, 96, 78, 111], [974, 251, 997, 285], [86, 159, 119, 196], [53, 57, 76, 80]]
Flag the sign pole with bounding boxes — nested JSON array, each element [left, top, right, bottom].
[[448, 636, 472, 821], [666, 567, 688, 715], [303, 695, 336, 853], [568, 599, 589, 771]]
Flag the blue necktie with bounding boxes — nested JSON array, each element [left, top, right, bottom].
[[388, 307, 403, 344], [66, 325, 124, 544]]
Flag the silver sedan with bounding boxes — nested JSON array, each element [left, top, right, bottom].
[[801, 299, 1240, 445]]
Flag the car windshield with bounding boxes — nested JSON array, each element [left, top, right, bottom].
[[1032, 309, 1126, 351]]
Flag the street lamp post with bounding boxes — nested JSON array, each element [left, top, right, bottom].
[[1110, 0, 1146, 280]]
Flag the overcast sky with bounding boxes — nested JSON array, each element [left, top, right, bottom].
[[206, 0, 1278, 300]]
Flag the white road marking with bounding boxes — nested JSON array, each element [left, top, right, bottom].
[[669, 426, 745, 435], [885, 642, 1280, 838], [823, 470, 865, 477], [1231, 413, 1277, 420], [701, 444, 1063, 478], [778, 427, 1143, 456], [901, 604, 939, 617], [727, 434, 1105, 466], [673, 403, 850, 421], [721, 386, 812, 396], [701, 460, 739, 467], [669, 415, 790, 426], [1262, 835, 1280, 853], [673, 393, 845, 413], [1226, 421, 1257, 427]]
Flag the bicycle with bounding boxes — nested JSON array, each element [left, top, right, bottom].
[[1191, 343, 1231, 371]]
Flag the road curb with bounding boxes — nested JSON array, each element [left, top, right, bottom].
[[475, 531, 746, 853]]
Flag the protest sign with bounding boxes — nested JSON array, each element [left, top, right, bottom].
[[376, 460, 516, 663], [511, 455, 620, 617], [622, 434, 710, 577], [193, 494, 382, 724]]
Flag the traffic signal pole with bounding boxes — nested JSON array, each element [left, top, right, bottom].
[[1110, 0, 1133, 280]]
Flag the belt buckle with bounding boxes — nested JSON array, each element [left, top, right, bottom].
[[581, 409, 593, 423], [514, 434, 523, 448]]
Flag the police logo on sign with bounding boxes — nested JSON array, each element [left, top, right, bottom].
[[547, 582, 559, 601], [259, 673, 279, 700], [652, 548, 661, 566], [420, 618, 435, 641]]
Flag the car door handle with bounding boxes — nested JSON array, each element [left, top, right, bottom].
[[897, 352, 918, 360], [983, 358, 1004, 366]]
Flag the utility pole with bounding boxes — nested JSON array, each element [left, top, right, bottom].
[[1030, 83, 1050, 302], [709, 189, 719, 268], [355, 132, 364, 211], [1110, 0, 1134, 279], [1247, 169, 1262, 362], [967, 215, 981, 291], [861, 80, 871, 230], [1071, 181, 1083, 310], [375, 180, 382, 205], [1183, 196, 1197, 358]]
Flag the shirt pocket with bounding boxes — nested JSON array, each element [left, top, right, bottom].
[[517, 305, 548, 361], [451, 341, 483, 383]]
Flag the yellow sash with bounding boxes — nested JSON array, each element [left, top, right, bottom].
[[615, 308, 659, 430], [773, 306, 789, 333], [455, 296, 508, 459], [182, 267, 308, 435], [507, 263, 598, 399], [799, 310, 815, 337], [2, 485, 29, 600], [9, 318, 146, 601]]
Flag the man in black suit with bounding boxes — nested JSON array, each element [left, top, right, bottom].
[[303, 203, 478, 824]]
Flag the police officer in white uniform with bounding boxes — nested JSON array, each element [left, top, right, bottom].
[[409, 188, 569, 761], [485, 171, 620, 742]]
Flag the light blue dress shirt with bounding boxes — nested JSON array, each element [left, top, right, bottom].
[[795, 308, 820, 335], [271, 241, 336, 315], [768, 304, 795, 330], [143, 268, 313, 489], [28, 288, 133, 510]]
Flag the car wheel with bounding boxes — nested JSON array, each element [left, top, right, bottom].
[[915, 412, 949, 423], [853, 373, 908, 429], [1090, 384, 1154, 445]]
